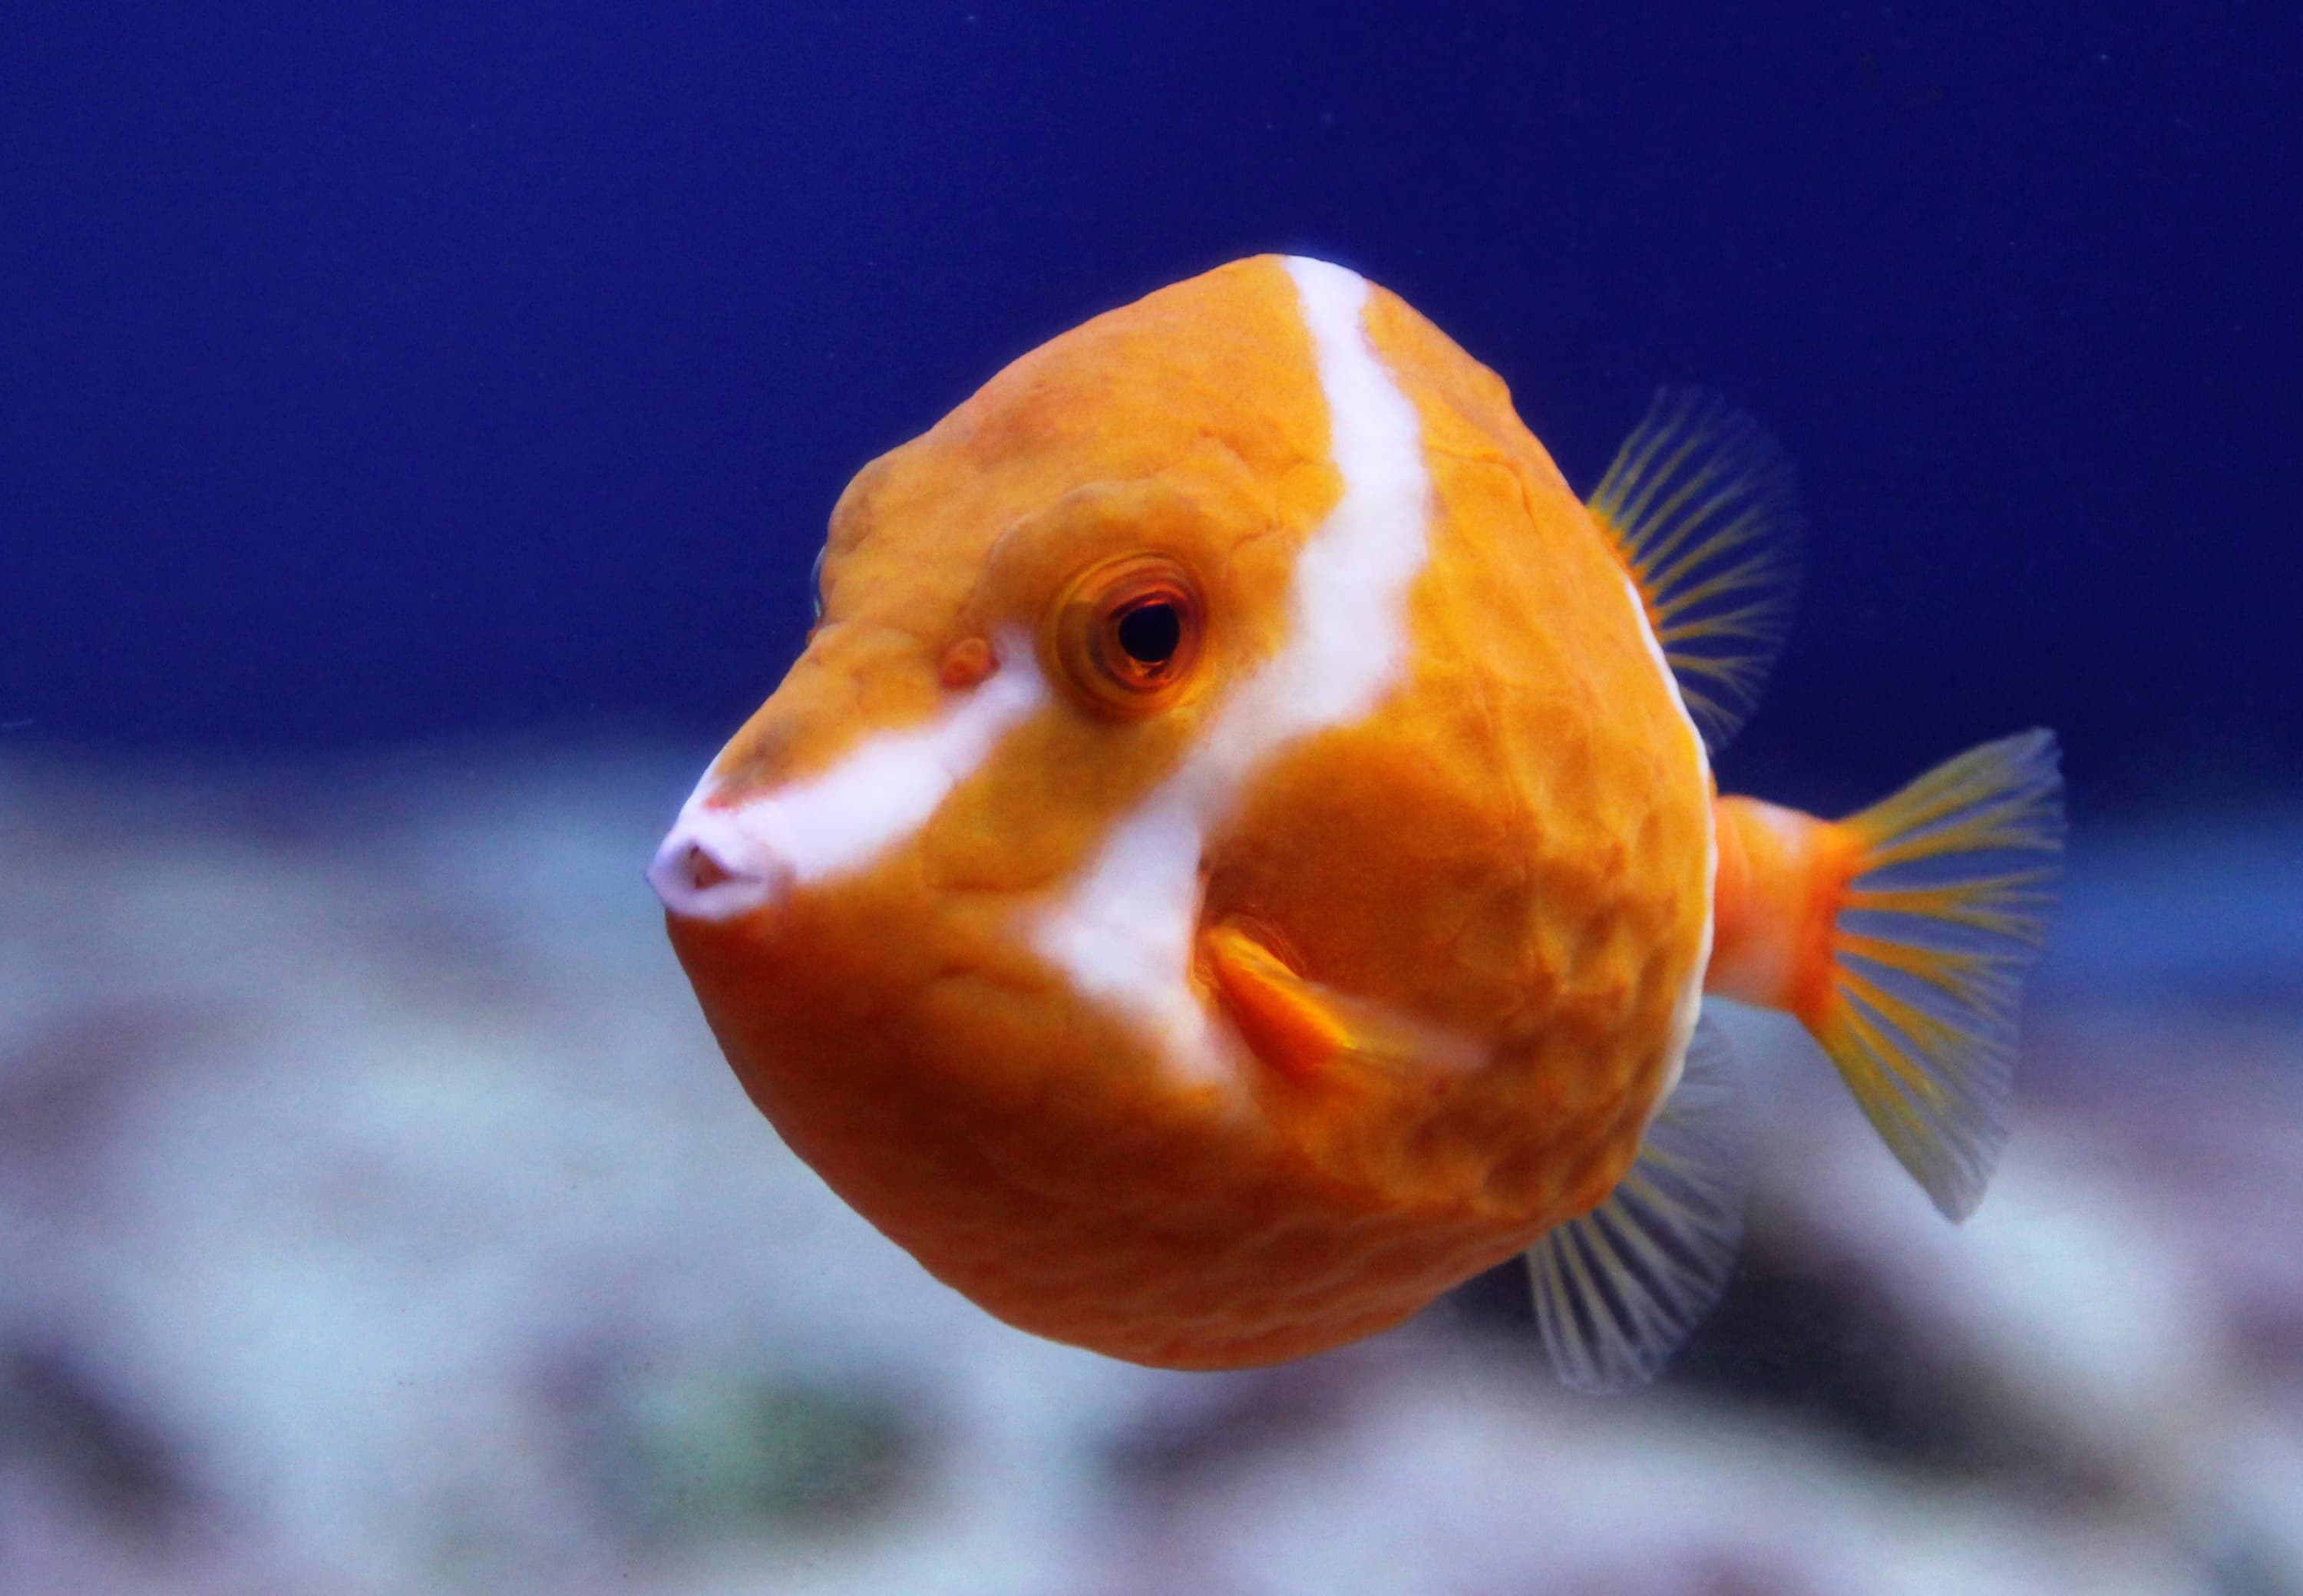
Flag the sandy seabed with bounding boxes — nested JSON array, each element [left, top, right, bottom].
[[2, 747, 2299, 1596]]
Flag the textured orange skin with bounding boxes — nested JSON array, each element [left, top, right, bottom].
[[666, 258, 1711, 1369]]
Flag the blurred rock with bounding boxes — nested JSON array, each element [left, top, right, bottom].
[[0, 750, 2297, 1594]]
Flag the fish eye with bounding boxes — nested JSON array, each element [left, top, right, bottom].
[[1115, 599, 1181, 666], [1050, 553, 1205, 715]]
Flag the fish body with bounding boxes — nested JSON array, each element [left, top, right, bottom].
[[651, 256, 2062, 1384]]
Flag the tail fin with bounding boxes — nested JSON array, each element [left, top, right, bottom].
[[1713, 731, 2064, 1218]]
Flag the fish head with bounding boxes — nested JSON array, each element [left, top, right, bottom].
[[646, 256, 1715, 1366], [647, 259, 1342, 1205]]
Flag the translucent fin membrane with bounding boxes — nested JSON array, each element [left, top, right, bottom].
[[1587, 389, 1802, 751], [1812, 729, 2065, 1220], [1529, 1019, 1750, 1393]]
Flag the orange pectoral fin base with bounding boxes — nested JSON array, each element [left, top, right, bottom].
[[1203, 922, 1352, 1082], [1202, 920, 1476, 1085]]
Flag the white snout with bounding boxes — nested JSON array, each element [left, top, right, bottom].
[[648, 802, 792, 922], [646, 633, 1049, 924]]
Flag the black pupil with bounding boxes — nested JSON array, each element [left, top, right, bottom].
[[1115, 601, 1181, 666]]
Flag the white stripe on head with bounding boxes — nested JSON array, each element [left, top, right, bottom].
[[649, 634, 1047, 922], [1033, 257, 1434, 1075], [1618, 573, 1716, 1111]]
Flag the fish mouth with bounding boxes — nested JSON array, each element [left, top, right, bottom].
[[647, 805, 792, 923]]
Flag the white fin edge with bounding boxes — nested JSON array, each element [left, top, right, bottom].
[[1528, 1016, 1750, 1393]]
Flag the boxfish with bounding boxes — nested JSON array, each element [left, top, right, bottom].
[[649, 256, 2063, 1387]]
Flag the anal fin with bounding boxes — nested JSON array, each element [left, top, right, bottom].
[[1528, 1018, 1750, 1393]]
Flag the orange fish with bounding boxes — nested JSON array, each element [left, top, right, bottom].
[[649, 256, 2063, 1388]]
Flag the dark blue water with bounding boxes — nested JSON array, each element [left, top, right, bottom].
[[6, 2, 2298, 816]]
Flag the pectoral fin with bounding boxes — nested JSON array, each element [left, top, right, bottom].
[[1202, 921, 1470, 1082]]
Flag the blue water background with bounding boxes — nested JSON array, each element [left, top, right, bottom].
[[5, 2, 2298, 820]]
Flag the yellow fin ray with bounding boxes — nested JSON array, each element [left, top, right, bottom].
[[1843, 871, 2059, 942], [1588, 388, 1802, 750]]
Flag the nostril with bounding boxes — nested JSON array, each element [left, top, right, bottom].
[[648, 818, 788, 922], [675, 841, 735, 893]]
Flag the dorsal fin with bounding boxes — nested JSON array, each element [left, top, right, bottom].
[[1587, 389, 1802, 751]]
